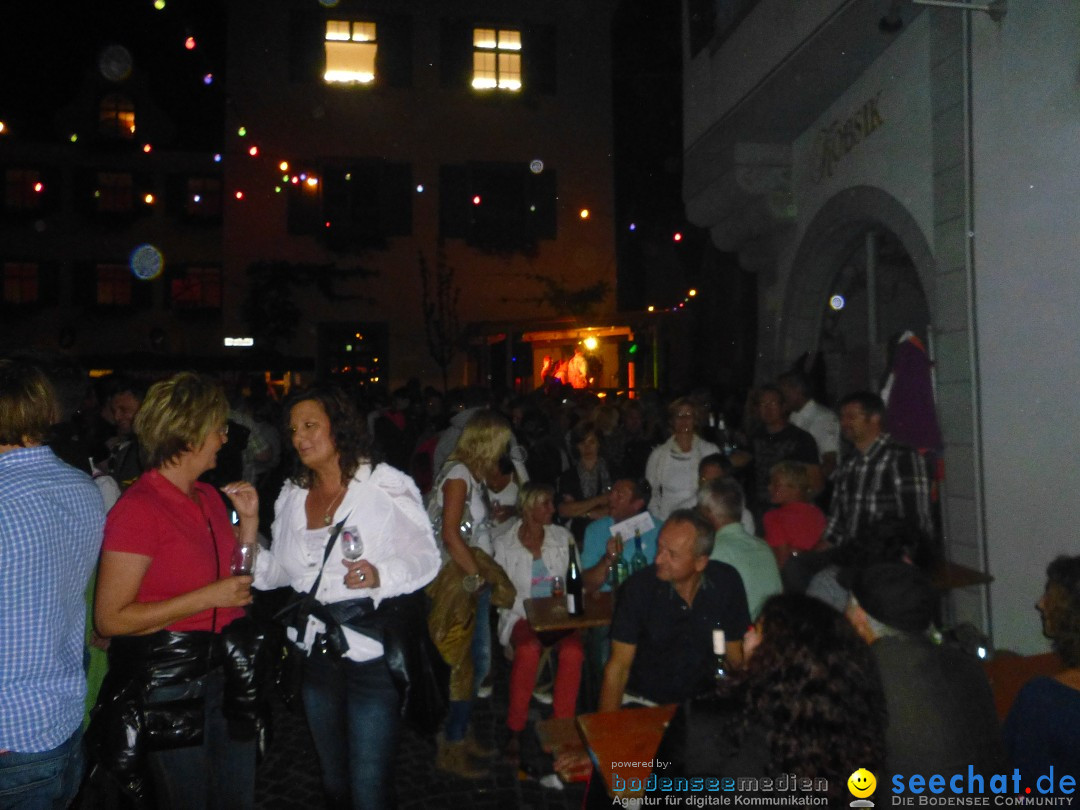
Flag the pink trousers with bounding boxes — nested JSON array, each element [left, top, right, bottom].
[[507, 619, 584, 732]]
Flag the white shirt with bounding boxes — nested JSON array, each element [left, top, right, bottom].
[[254, 463, 440, 662], [492, 520, 572, 647], [789, 399, 840, 459], [645, 435, 721, 521]]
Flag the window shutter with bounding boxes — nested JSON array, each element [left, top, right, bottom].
[[289, 10, 326, 83], [377, 14, 413, 88], [381, 161, 413, 237], [523, 24, 557, 94], [287, 169, 322, 235], [72, 262, 95, 308], [439, 19, 472, 90], [438, 164, 469, 238], [132, 273, 156, 309], [39, 262, 60, 306]]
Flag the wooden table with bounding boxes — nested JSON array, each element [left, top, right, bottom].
[[525, 590, 614, 633], [576, 704, 677, 800], [930, 559, 993, 592]]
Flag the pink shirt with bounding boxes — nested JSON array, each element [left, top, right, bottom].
[[104, 469, 244, 633]]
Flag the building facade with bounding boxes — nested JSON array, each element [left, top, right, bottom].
[[683, 0, 1080, 653], [224, 0, 619, 389]]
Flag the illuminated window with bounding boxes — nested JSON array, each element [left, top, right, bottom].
[[171, 265, 222, 310], [99, 94, 135, 139], [4, 169, 43, 211], [2, 262, 39, 304], [324, 20, 377, 84], [472, 28, 521, 91], [96, 264, 132, 306], [95, 172, 133, 213]]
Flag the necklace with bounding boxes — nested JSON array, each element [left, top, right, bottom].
[[319, 485, 346, 525]]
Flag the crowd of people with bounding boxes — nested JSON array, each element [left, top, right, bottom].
[[1, 356, 1078, 810]]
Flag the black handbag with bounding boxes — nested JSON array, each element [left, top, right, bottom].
[[272, 516, 349, 704]]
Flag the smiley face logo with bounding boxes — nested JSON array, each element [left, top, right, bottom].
[[848, 769, 877, 798]]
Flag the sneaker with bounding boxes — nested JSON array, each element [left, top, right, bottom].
[[532, 688, 553, 705], [539, 773, 565, 791], [476, 676, 493, 699]]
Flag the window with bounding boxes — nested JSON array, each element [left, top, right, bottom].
[[2, 262, 39, 304], [99, 94, 135, 139], [170, 265, 222, 310], [185, 177, 222, 218], [95, 172, 133, 213], [472, 28, 521, 91], [96, 264, 132, 306], [4, 169, 44, 212], [324, 20, 377, 84]]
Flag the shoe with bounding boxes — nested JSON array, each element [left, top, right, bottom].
[[436, 734, 490, 779], [539, 773, 565, 791], [463, 730, 496, 759], [503, 731, 522, 765], [476, 676, 493, 699], [532, 688, 553, 705]]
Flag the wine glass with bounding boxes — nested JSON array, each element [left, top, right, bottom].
[[230, 543, 256, 576], [340, 527, 364, 562]]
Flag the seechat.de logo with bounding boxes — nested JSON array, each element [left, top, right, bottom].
[[849, 768, 877, 807]]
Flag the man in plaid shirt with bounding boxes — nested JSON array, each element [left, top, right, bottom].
[[0, 358, 105, 808], [823, 391, 932, 547]]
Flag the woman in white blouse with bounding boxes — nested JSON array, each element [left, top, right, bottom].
[[493, 482, 584, 762], [253, 385, 439, 810], [645, 397, 721, 520]]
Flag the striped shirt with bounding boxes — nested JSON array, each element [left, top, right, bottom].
[[823, 433, 932, 547], [0, 446, 105, 752]]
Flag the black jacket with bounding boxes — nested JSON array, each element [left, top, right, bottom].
[[86, 616, 274, 799]]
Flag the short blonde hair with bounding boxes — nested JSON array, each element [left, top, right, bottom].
[[770, 460, 812, 501], [135, 372, 228, 469], [448, 409, 511, 480], [519, 481, 555, 516]]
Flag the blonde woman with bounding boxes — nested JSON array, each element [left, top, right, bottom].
[[430, 410, 513, 778], [645, 398, 720, 520], [94, 372, 258, 809], [762, 460, 826, 568]]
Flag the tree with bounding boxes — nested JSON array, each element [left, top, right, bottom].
[[418, 246, 461, 392]]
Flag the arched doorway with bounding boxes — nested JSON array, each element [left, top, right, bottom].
[[779, 186, 936, 401]]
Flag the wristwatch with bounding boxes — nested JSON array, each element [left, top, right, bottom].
[[462, 573, 485, 593]]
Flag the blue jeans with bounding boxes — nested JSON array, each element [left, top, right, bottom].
[[471, 588, 492, 694], [302, 652, 401, 810], [147, 669, 255, 810], [0, 727, 83, 810]]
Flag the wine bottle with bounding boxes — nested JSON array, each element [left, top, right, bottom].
[[566, 538, 584, 617], [630, 529, 648, 573], [712, 629, 729, 685], [606, 533, 623, 588]]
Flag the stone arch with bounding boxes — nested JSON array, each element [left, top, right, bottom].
[[777, 185, 937, 378]]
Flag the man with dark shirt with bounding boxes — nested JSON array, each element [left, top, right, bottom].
[[599, 509, 750, 710], [845, 562, 1004, 775], [733, 385, 821, 524]]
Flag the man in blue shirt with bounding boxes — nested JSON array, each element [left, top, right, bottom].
[[581, 478, 658, 593], [0, 358, 105, 808]]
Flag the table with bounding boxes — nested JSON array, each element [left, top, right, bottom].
[[576, 704, 677, 800], [930, 559, 993, 592], [525, 590, 613, 633]]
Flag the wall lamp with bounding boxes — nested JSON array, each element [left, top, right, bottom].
[[911, 0, 1006, 22]]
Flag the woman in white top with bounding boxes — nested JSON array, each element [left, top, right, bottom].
[[430, 409, 512, 778], [493, 483, 584, 762], [645, 397, 721, 520], [252, 385, 439, 810]]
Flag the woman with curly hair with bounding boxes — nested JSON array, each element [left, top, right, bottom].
[[252, 384, 440, 809], [1004, 554, 1080, 778], [653, 594, 885, 804]]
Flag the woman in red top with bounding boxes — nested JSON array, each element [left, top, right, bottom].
[[95, 372, 258, 810], [762, 460, 826, 569]]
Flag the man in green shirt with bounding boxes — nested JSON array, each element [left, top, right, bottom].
[[698, 477, 781, 620]]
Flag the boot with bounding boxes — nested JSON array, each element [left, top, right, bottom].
[[463, 729, 496, 759], [436, 734, 489, 779]]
